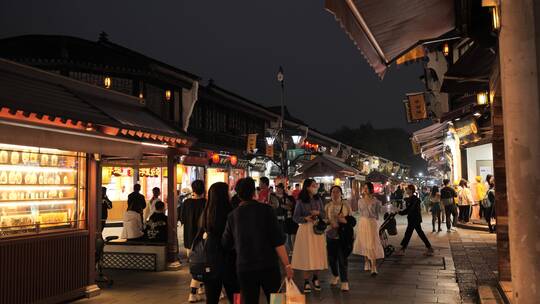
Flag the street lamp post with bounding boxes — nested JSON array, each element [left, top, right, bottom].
[[277, 66, 287, 181]]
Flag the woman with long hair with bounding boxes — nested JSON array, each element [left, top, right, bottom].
[[199, 182, 239, 303], [291, 179, 328, 293], [457, 179, 474, 223], [353, 182, 385, 276], [429, 186, 442, 232]]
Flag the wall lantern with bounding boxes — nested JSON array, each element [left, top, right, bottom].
[[139, 92, 144, 99], [165, 90, 172, 101], [477, 92, 488, 105], [230, 155, 238, 166], [265, 136, 276, 146], [104, 77, 112, 89], [211, 153, 220, 164], [442, 43, 450, 57]]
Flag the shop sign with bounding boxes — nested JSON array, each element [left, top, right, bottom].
[[404, 93, 428, 123], [110, 167, 132, 177], [454, 118, 479, 139], [246, 134, 258, 154], [139, 167, 160, 178], [287, 149, 305, 161]]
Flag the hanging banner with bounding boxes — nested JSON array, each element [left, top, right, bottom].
[[266, 144, 274, 158], [411, 138, 421, 155], [404, 92, 428, 123], [246, 134, 258, 154]]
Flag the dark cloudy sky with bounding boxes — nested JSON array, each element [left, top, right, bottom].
[[0, 0, 427, 133]]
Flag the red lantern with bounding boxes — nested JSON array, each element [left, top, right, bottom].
[[230, 155, 238, 166], [211, 153, 220, 164]]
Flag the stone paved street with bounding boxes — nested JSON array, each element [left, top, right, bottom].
[[74, 215, 497, 304]]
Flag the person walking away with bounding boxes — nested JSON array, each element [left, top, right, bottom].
[[179, 180, 206, 303], [393, 186, 404, 209], [257, 177, 271, 204], [484, 180, 496, 233], [198, 182, 239, 303], [292, 179, 328, 293], [145, 200, 167, 242], [440, 179, 458, 232], [145, 187, 161, 221], [457, 180, 474, 223], [222, 178, 293, 304], [429, 186, 442, 232], [127, 184, 146, 222], [101, 187, 113, 232], [353, 182, 385, 276], [397, 184, 434, 256], [325, 185, 353, 291], [269, 183, 296, 253]]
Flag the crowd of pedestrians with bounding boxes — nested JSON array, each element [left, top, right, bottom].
[[105, 173, 497, 303]]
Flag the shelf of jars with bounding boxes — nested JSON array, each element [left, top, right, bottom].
[[0, 145, 81, 236]]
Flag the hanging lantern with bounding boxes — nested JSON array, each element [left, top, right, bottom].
[[211, 153, 220, 164], [104, 76, 112, 89], [477, 92, 488, 105], [165, 90, 172, 101], [230, 155, 238, 166]]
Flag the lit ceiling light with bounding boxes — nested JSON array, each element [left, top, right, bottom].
[[477, 92, 488, 105], [141, 142, 169, 148], [473, 112, 482, 117]]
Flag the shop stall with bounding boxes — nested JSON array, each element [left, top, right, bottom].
[[295, 155, 362, 200], [0, 59, 192, 303]]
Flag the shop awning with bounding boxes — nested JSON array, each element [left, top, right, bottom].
[[296, 155, 361, 179], [325, 0, 455, 78], [440, 43, 496, 94], [0, 58, 193, 147]]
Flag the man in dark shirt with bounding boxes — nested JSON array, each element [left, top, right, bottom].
[[393, 186, 404, 209], [127, 184, 146, 221], [440, 179, 458, 231], [179, 180, 206, 302], [397, 184, 433, 256], [145, 201, 167, 242], [223, 177, 293, 304]]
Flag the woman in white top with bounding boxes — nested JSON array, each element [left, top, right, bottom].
[[457, 179, 474, 223], [353, 182, 384, 276]]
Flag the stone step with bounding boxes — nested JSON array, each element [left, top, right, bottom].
[[478, 285, 505, 304]]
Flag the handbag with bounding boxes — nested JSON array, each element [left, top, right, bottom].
[[271, 279, 305, 304], [313, 216, 327, 235], [188, 229, 220, 282]]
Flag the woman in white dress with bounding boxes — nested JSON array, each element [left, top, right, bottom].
[[291, 179, 328, 293], [353, 182, 384, 276]]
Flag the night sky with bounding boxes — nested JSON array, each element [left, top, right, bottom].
[[0, 0, 427, 134]]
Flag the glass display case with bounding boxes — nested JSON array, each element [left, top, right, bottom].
[[0, 144, 86, 237]]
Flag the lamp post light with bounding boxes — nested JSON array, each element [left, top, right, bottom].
[[291, 135, 302, 146]]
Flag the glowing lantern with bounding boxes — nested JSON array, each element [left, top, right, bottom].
[[165, 90, 172, 101], [230, 155, 238, 166], [211, 154, 220, 164], [442, 43, 450, 57], [104, 77, 112, 89], [477, 92, 488, 105]]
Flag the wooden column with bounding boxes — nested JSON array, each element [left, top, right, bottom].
[[499, 1, 540, 302], [166, 149, 180, 270], [491, 94, 511, 281], [85, 154, 100, 297]]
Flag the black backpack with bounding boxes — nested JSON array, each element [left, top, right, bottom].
[[189, 229, 221, 282]]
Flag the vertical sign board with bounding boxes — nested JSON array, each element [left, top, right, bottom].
[[246, 134, 258, 154]]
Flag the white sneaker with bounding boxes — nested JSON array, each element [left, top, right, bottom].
[[330, 276, 339, 286], [188, 294, 199, 303], [341, 282, 349, 291], [197, 286, 205, 295]]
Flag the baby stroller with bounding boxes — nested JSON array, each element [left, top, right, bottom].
[[379, 212, 398, 257]]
